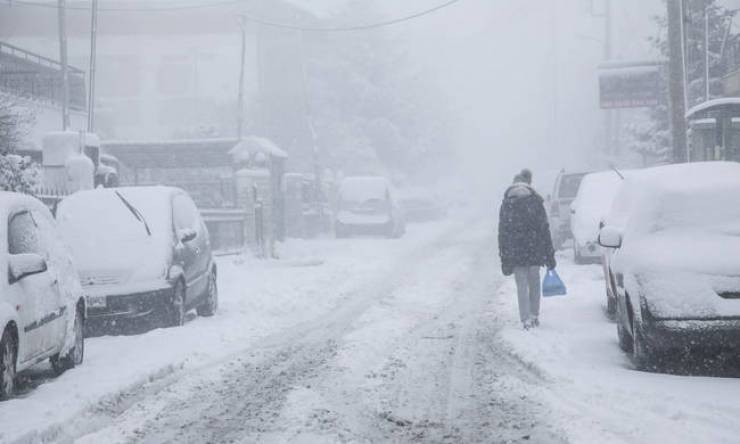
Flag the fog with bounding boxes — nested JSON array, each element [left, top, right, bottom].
[[291, 0, 666, 196], [1, 0, 665, 198], [8, 2, 740, 442]]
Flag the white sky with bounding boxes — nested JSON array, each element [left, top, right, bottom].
[[323, 0, 665, 191]]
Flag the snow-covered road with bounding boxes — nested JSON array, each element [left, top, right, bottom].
[[55, 221, 561, 443], [4, 216, 740, 443]]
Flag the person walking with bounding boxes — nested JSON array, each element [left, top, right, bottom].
[[498, 169, 557, 329]]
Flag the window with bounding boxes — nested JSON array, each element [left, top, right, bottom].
[[8, 211, 40, 255], [173, 194, 198, 231], [558, 174, 586, 199]]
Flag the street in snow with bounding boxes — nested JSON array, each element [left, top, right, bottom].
[[0, 218, 737, 443]]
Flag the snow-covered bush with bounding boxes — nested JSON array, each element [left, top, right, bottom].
[[0, 93, 39, 193]]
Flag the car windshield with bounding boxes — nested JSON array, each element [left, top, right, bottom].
[[558, 174, 586, 199], [56, 190, 170, 269], [339, 178, 388, 204]]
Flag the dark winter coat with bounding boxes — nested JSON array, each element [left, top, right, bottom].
[[498, 183, 556, 275]]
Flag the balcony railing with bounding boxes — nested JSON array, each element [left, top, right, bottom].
[[0, 41, 86, 110]]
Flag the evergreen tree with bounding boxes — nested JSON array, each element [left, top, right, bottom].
[[627, 0, 732, 164]]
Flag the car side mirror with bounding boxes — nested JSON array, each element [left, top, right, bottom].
[[178, 228, 197, 243], [9, 253, 47, 284], [598, 226, 623, 249]]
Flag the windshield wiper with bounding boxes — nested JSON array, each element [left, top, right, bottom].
[[610, 164, 625, 180], [115, 191, 152, 236]]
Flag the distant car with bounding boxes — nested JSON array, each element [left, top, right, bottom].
[[0, 193, 86, 399], [398, 188, 447, 223], [57, 187, 217, 332], [335, 176, 406, 238], [598, 162, 740, 370], [570, 170, 630, 264], [547, 170, 589, 248]]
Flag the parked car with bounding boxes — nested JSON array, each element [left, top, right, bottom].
[[335, 176, 406, 238], [398, 188, 447, 223], [598, 162, 740, 370], [0, 193, 86, 399], [547, 170, 589, 248], [570, 170, 631, 264], [56, 186, 217, 332]]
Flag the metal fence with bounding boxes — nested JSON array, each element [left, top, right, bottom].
[[0, 42, 86, 110]]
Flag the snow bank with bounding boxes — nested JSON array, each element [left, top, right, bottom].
[[497, 253, 740, 444]]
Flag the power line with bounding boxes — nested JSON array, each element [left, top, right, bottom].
[[1, 0, 462, 32], [3, 0, 243, 11], [242, 0, 462, 32]]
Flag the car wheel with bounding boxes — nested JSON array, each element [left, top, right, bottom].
[[51, 306, 85, 375], [0, 328, 16, 400], [164, 280, 186, 328], [196, 272, 218, 317]]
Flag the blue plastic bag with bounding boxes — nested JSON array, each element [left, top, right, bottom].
[[542, 269, 567, 297]]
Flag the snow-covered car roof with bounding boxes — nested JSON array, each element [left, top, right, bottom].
[[574, 170, 631, 209], [571, 170, 635, 243], [621, 162, 740, 234], [58, 186, 176, 231]]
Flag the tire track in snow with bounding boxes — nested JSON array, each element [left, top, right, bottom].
[[261, 226, 567, 443], [67, 222, 474, 443]]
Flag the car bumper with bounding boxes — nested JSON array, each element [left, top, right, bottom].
[[85, 285, 174, 322], [643, 318, 740, 351]]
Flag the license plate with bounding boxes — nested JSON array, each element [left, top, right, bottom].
[[87, 295, 107, 308]]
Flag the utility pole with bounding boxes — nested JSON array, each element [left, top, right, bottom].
[[237, 16, 247, 140], [58, 0, 70, 130], [592, 0, 615, 158], [667, 0, 689, 163], [87, 0, 99, 132], [604, 0, 614, 157], [705, 5, 711, 101], [298, 30, 322, 227]]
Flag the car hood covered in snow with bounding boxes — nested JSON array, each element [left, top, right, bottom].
[[618, 232, 740, 320]]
